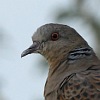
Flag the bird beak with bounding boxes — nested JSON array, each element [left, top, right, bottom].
[[21, 41, 40, 58]]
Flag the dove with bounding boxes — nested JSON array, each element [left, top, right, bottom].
[[21, 23, 100, 100]]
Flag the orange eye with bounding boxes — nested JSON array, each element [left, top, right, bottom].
[[51, 32, 59, 41]]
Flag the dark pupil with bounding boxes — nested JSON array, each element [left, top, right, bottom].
[[52, 34, 57, 38]]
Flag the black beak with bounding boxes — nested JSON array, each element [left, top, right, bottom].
[[21, 41, 40, 58]]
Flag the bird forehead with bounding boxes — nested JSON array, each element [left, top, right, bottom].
[[32, 32, 43, 42], [32, 26, 54, 41], [32, 30, 49, 42]]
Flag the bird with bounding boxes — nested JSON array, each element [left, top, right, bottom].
[[21, 23, 100, 100]]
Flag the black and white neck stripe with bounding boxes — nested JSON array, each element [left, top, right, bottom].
[[68, 47, 93, 60]]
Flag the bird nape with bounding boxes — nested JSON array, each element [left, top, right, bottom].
[[21, 23, 100, 100]]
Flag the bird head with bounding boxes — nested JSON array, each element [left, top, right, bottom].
[[21, 23, 90, 67]]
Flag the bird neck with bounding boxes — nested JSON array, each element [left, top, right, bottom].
[[48, 47, 100, 78], [44, 46, 100, 97]]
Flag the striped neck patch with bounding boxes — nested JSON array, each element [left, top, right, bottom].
[[68, 47, 92, 60]]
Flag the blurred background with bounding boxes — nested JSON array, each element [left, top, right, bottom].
[[0, 0, 100, 100]]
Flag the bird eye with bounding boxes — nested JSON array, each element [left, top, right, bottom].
[[51, 32, 59, 41]]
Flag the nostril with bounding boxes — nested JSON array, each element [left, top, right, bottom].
[[29, 41, 40, 49]]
